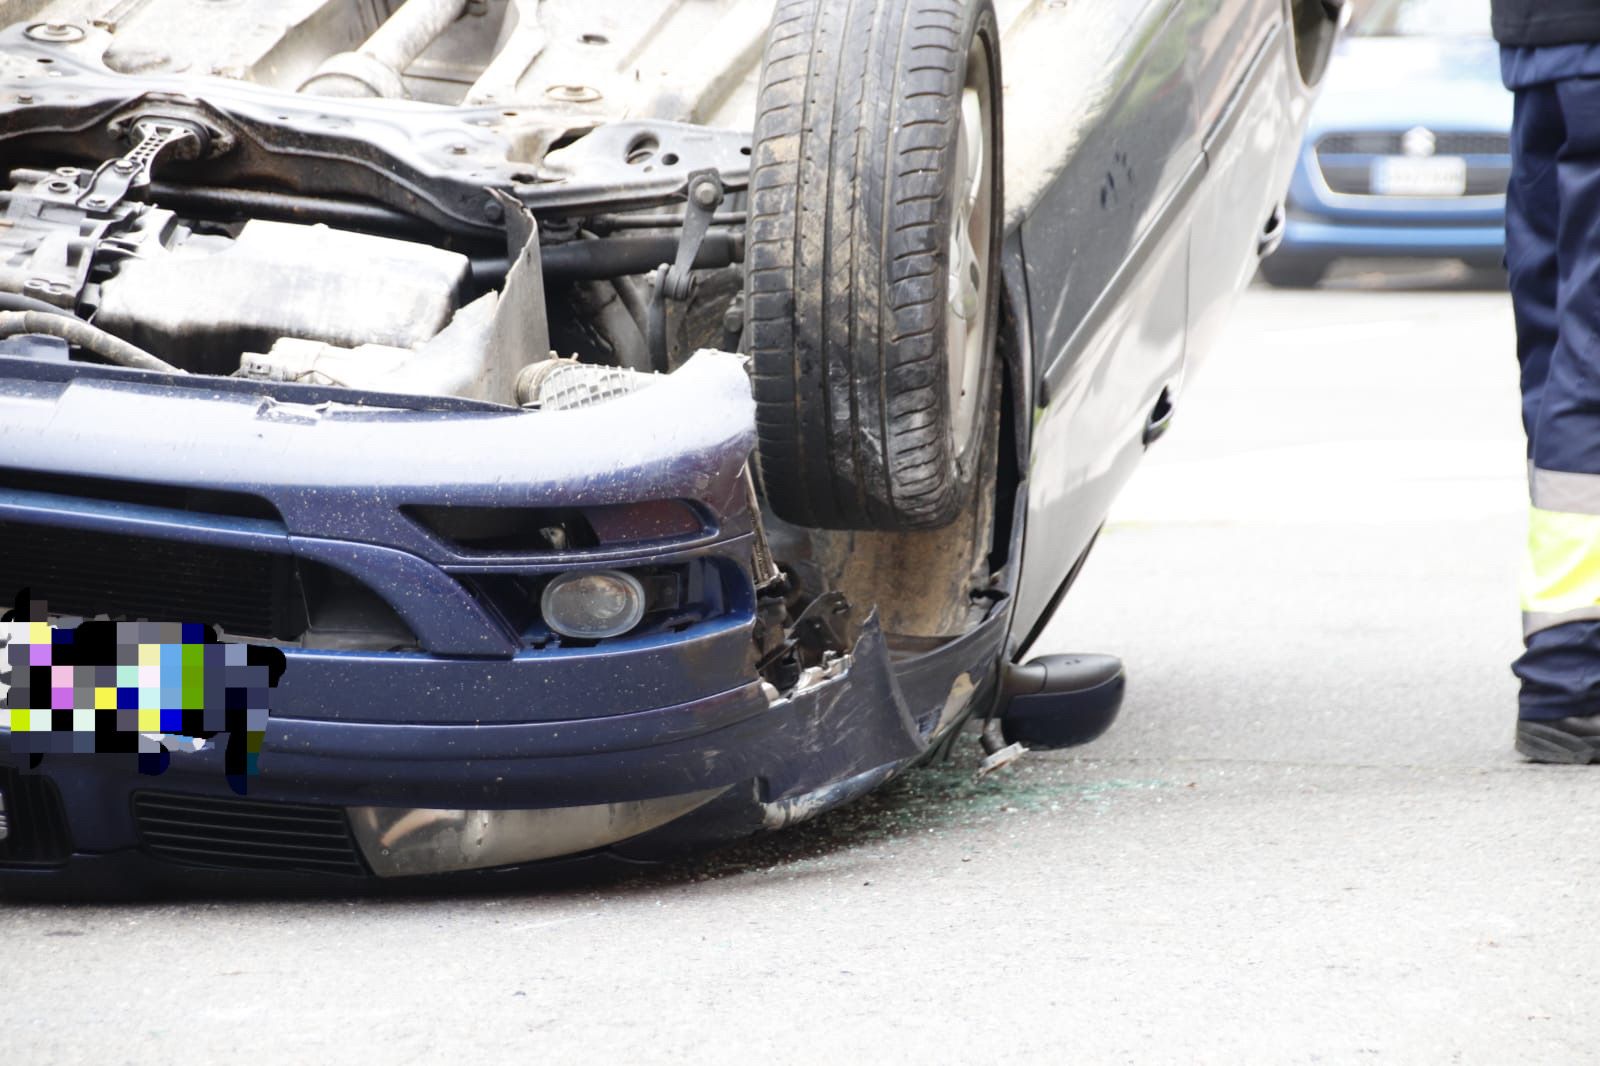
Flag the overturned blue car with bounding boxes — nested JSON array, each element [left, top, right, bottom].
[[0, 0, 1337, 896]]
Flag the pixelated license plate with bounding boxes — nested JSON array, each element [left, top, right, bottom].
[[2, 595, 284, 793], [1370, 156, 1467, 197]]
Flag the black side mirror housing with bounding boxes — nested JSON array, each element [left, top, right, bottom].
[[999, 653, 1125, 750]]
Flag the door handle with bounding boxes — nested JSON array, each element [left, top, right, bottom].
[[1258, 202, 1286, 259], [1143, 387, 1175, 446]]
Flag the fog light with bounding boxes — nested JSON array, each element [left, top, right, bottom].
[[541, 568, 646, 639], [347, 787, 726, 877]]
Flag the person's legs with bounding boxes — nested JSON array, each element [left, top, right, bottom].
[[1506, 84, 1562, 442], [1516, 76, 1600, 734]]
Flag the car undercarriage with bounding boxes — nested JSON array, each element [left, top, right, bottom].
[[0, 1, 763, 388]]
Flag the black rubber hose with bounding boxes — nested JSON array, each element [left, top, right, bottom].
[[0, 311, 184, 374], [540, 233, 744, 281], [0, 291, 75, 316], [589, 212, 748, 232], [148, 182, 452, 239]]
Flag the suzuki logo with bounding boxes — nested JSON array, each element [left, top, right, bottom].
[[1402, 126, 1437, 158]]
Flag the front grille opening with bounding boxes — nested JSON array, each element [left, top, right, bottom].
[[0, 468, 281, 523], [0, 520, 301, 640], [132, 791, 368, 877], [1314, 130, 1511, 198], [405, 499, 706, 555], [1316, 131, 1511, 156], [0, 767, 72, 867], [0, 521, 417, 649]]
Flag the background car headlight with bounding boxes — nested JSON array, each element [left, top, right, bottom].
[[540, 569, 647, 639]]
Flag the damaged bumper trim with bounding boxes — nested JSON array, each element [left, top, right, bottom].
[[0, 606, 1012, 890], [760, 763, 898, 830]]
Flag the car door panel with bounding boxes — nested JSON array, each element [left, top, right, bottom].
[[1006, 0, 1201, 642], [1188, 0, 1280, 134], [1188, 7, 1304, 366]]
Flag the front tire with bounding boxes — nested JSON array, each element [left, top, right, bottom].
[[745, 0, 1004, 531]]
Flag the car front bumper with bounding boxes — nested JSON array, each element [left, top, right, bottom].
[[0, 611, 1006, 897], [1274, 142, 1507, 265], [0, 351, 1008, 894], [1277, 215, 1506, 262]]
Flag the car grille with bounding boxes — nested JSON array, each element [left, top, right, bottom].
[[0, 520, 297, 639], [1317, 131, 1510, 156], [1314, 130, 1510, 198], [0, 766, 73, 866], [133, 792, 369, 877]]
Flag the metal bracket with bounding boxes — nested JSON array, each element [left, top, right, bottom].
[[744, 466, 781, 591], [0, 104, 237, 311], [78, 114, 219, 214], [645, 169, 725, 369], [0, 24, 756, 230], [663, 169, 724, 300], [756, 590, 855, 677]]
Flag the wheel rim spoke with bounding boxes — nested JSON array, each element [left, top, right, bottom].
[[947, 47, 994, 464]]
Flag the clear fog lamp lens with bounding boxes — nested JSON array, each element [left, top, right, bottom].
[[540, 569, 647, 639]]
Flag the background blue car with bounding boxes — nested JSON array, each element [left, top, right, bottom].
[[1261, 0, 1509, 286]]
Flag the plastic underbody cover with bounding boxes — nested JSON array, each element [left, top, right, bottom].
[[93, 219, 470, 375]]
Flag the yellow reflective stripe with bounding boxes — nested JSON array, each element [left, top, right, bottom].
[[1523, 506, 1600, 616]]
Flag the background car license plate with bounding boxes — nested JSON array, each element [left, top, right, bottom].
[[1370, 156, 1467, 197]]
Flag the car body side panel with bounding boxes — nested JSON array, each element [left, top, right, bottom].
[[1009, 0, 1200, 640], [1186, 0, 1282, 134], [1011, 0, 1322, 643], [1187, 9, 1304, 367], [1015, 215, 1194, 647]]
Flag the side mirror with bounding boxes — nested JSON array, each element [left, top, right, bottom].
[[999, 653, 1125, 750]]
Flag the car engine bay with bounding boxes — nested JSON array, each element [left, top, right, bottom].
[[0, 0, 770, 403]]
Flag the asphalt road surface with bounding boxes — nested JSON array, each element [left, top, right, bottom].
[[7, 265, 1594, 1065]]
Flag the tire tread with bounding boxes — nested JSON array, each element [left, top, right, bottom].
[[748, 0, 999, 529]]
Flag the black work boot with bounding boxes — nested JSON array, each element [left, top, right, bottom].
[[1517, 716, 1600, 764]]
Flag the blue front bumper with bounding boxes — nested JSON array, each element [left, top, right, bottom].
[[1279, 215, 1506, 260], [0, 352, 1008, 893], [1274, 142, 1507, 265], [0, 612, 1007, 895]]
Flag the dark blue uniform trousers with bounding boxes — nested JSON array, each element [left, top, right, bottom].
[[1506, 72, 1600, 719]]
